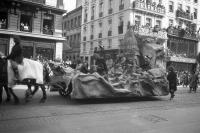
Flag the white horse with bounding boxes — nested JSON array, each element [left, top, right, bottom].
[[7, 58, 47, 103]]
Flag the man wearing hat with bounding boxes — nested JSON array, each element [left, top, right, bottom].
[[7, 35, 23, 64]]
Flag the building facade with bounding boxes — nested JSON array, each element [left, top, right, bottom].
[[62, 6, 82, 61], [80, 0, 200, 71], [0, 0, 66, 60], [80, 0, 167, 65], [163, 0, 200, 72]]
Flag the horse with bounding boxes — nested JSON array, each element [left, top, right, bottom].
[[0, 57, 48, 104], [0, 56, 19, 104]]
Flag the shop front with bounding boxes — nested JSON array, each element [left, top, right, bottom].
[[167, 28, 198, 72]]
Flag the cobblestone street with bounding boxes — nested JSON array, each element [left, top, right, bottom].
[[0, 86, 200, 133]]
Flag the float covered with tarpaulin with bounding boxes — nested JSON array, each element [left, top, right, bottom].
[[70, 68, 169, 99]]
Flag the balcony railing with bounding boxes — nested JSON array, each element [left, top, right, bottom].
[[176, 10, 193, 21], [133, 0, 165, 16], [167, 26, 198, 41]]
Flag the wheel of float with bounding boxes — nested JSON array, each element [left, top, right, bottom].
[[58, 82, 72, 97]]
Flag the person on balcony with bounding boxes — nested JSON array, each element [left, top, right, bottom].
[[24, 23, 29, 31]]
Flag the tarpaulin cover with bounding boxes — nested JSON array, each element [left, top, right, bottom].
[[70, 68, 169, 99]]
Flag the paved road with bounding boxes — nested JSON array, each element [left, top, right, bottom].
[[0, 86, 200, 133]]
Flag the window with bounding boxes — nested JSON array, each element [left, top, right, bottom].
[[186, 6, 190, 13], [108, 39, 112, 48], [120, 0, 124, 5], [90, 42, 93, 50], [119, 0, 124, 10], [146, 18, 152, 27], [71, 19, 73, 28], [156, 20, 161, 28], [74, 17, 77, 27], [194, 8, 198, 19], [84, 9, 88, 22], [83, 43, 86, 52], [20, 14, 33, 32], [42, 14, 54, 35], [118, 17, 123, 34], [83, 25, 87, 33], [194, 0, 198, 3], [135, 15, 141, 25], [108, 19, 112, 36], [169, 1, 174, 12], [91, 5, 95, 19], [169, 19, 173, 26], [0, 12, 8, 29], [178, 3, 182, 10], [64, 21, 66, 30], [109, 0, 113, 9], [78, 16, 81, 26], [99, 2, 103, 13], [91, 24, 94, 33]]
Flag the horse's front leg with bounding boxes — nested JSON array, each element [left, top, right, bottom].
[[8, 87, 19, 104], [39, 85, 47, 103], [25, 84, 33, 102]]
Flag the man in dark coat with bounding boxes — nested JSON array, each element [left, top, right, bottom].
[[167, 66, 177, 100], [7, 35, 23, 64]]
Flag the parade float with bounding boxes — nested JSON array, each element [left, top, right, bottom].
[[50, 25, 169, 99]]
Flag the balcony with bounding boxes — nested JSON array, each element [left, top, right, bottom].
[[108, 8, 113, 14], [99, 12, 103, 17], [119, 4, 124, 10], [132, 0, 165, 17], [108, 30, 112, 36], [98, 33, 102, 38], [132, 25, 167, 40], [167, 26, 198, 41], [176, 10, 193, 22]]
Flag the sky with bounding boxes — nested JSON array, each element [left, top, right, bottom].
[[63, 0, 76, 12]]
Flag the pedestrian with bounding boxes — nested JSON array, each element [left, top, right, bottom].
[[167, 66, 177, 100], [189, 71, 198, 93]]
